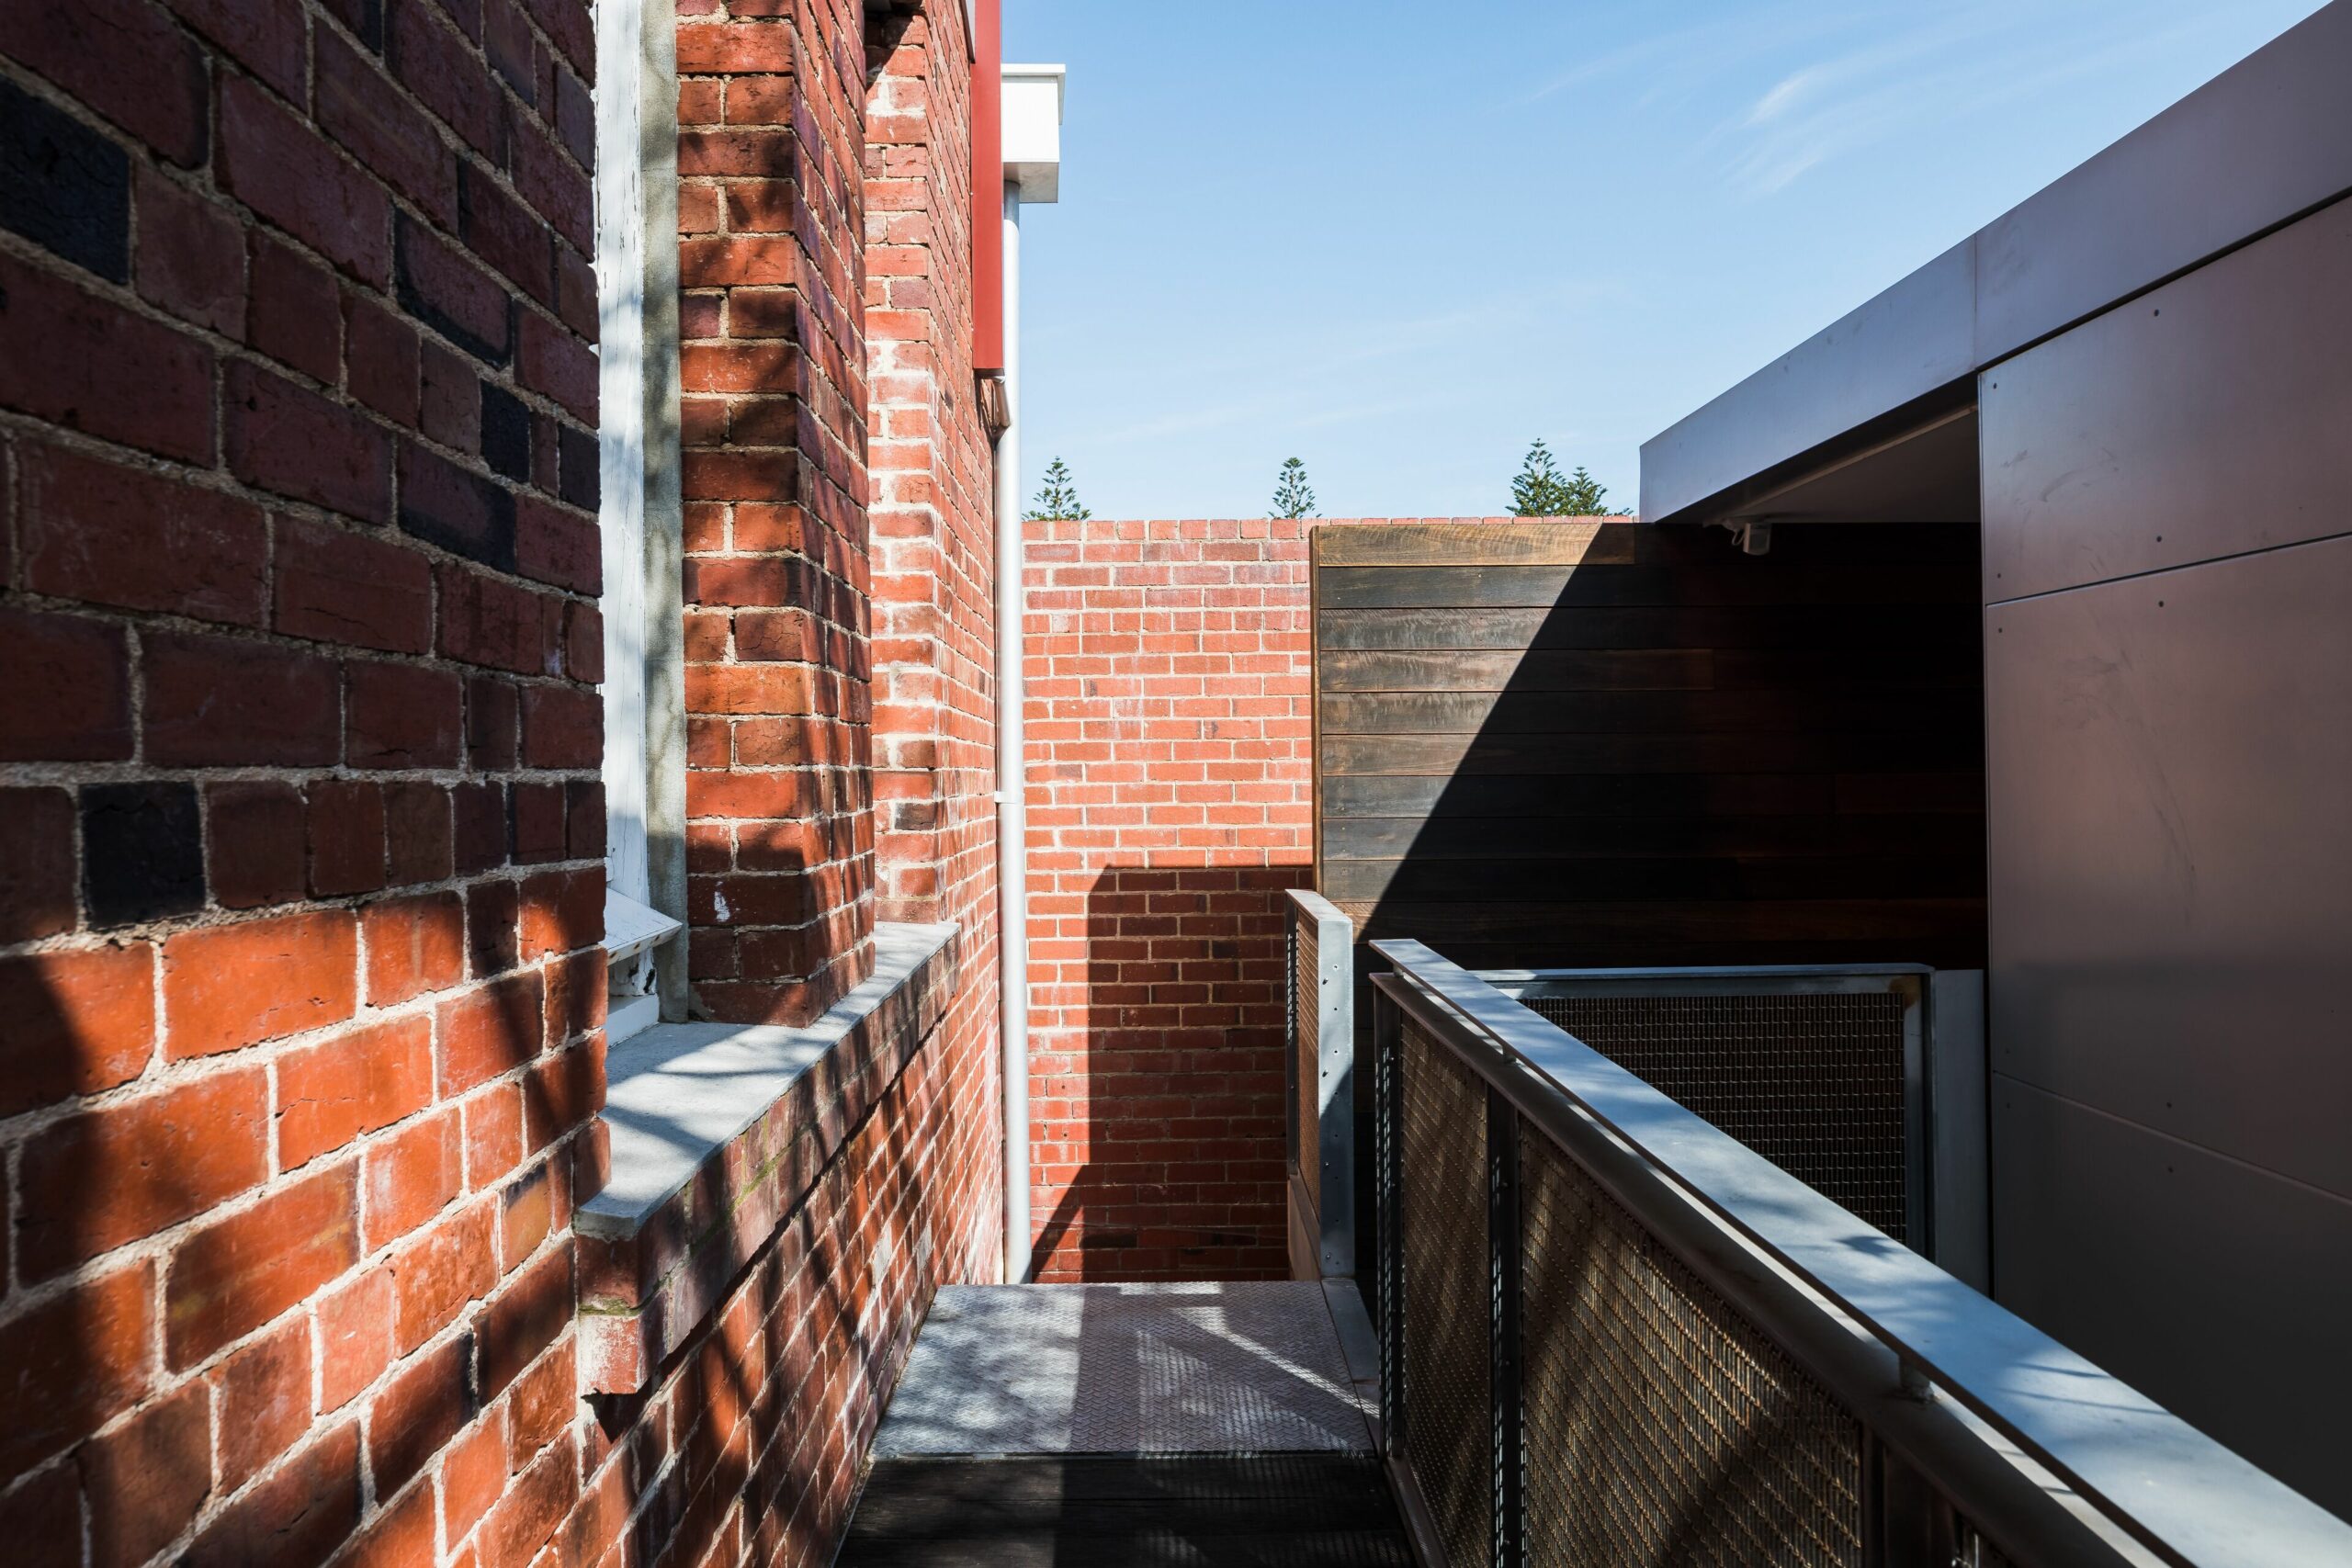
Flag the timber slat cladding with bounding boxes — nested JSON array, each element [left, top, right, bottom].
[[1311, 520, 1987, 973]]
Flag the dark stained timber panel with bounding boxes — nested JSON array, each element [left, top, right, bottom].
[[1398, 1022, 1490, 1568], [1519, 1122, 1866, 1568], [1311, 521, 1987, 976]]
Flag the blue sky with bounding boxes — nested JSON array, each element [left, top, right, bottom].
[[1001, 0, 2325, 520]]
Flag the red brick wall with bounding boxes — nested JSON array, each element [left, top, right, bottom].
[[1022, 516, 1317, 1280], [0, 1, 607, 1562], [866, 6, 997, 941], [560, 6, 1006, 1566], [2, 0, 1005, 1563], [678, 0, 876, 1027], [862, 0, 1003, 1266]]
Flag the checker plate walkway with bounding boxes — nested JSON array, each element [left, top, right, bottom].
[[839, 1283, 1411, 1566]]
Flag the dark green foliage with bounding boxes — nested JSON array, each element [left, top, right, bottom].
[[1271, 457, 1317, 519], [1510, 439, 1616, 516], [1023, 457, 1091, 521]]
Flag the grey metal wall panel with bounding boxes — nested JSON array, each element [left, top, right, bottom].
[[1990, 1076, 2352, 1522], [1982, 197, 2352, 601], [1638, 242, 1974, 525], [1973, 1, 2352, 366], [1984, 536, 2352, 1198]]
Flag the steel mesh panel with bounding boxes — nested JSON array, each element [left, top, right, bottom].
[[1399, 1021, 1491, 1568], [1519, 1122, 1865, 1568], [1295, 919, 1321, 1212], [1522, 992, 1908, 1241]]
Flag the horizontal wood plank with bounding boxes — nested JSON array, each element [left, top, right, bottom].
[[1319, 852, 1984, 905], [1337, 897, 1988, 946], [1320, 728, 1978, 778], [1311, 520, 1635, 568], [1319, 687, 1984, 738], [1316, 562, 1979, 610], [1320, 812, 1984, 863], [1317, 649, 1713, 693], [1317, 603, 1978, 652]]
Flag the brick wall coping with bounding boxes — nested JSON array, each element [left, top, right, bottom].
[[582, 921, 958, 1239], [575, 921, 959, 1392]]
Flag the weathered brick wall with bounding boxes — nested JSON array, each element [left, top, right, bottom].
[[678, 0, 876, 1027], [2, 0, 1004, 1562], [1022, 516, 1317, 1280], [558, 6, 1007, 1566], [861, 0, 1003, 1276], [564, 964, 1000, 1568], [0, 1, 606, 1562], [865, 6, 996, 941]]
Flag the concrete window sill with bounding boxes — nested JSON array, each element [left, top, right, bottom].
[[574, 921, 958, 1393]]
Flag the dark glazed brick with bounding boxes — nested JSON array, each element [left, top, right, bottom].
[[397, 440, 516, 570], [394, 212, 512, 367], [0, 75, 130, 283], [320, 0, 387, 55], [453, 782, 506, 874], [81, 782, 204, 928], [558, 424, 598, 510], [481, 381, 531, 480], [0, 0, 208, 169]]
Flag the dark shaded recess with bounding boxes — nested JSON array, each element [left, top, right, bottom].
[[480, 381, 531, 481], [0, 75, 130, 284], [838, 1455, 1411, 1567], [80, 781, 205, 928]]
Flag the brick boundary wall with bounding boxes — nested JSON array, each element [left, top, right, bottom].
[[1023, 513, 1315, 1280], [1021, 517, 1531, 1281]]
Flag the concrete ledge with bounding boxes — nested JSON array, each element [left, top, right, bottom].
[[575, 921, 957, 1393]]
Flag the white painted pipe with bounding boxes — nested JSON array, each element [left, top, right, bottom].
[[994, 180, 1031, 1284]]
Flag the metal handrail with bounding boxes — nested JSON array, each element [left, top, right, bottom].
[[1373, 938, 2352, 1568]]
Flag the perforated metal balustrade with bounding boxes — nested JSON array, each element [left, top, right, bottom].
[[1509, 979, 1916, 1244], [1367, 942, 2352, 1568], [1397, 1021, 1491, 1568], [1519, 1122, 1863, 1567]]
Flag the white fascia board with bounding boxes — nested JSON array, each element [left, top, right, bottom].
[[1002, 63, 1064, 203]]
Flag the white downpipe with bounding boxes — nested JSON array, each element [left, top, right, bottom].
[[995, 181, 1031, 1283]]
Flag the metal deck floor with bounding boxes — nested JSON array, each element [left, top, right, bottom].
[[842, 1285, 1406, 1567], [870, 1283, 1376, 1457]]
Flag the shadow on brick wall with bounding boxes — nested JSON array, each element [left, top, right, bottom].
[[1027, 864, 1306, 1282]]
